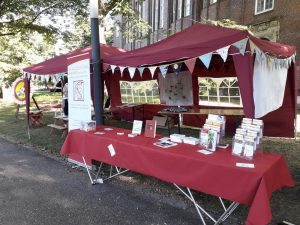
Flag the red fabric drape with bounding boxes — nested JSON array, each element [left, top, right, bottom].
[[232, 50, 255, 118]]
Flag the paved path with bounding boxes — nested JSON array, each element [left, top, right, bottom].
[[0, 138, 204, 225]]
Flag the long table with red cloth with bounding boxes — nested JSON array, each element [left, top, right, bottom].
[[60, 126, 294, 225]]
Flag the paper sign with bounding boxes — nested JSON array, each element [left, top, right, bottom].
[[233, 142, 243, 155], [243, 145, 254, 157], [236, 163, 255, 168], [108, 144, 116, 157], [132, 120, 143, 135]]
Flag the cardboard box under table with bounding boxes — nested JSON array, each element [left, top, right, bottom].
[[60, 126, 294, 225]]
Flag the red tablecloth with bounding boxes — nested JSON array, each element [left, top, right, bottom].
[[61, 126, 294, 225]]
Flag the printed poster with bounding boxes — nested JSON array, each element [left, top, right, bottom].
[[67, 53, 91, 131]]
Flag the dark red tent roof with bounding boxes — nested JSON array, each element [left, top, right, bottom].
[[23, 43, 126, 75], [105, 23, 295, 67]]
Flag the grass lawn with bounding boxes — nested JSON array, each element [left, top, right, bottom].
[[0, 95, 299, 224]]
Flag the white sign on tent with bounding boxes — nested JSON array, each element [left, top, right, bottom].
[[67, 53, 92, 131]]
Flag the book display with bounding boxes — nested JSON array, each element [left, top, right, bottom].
[[232, 118, 264, 160], [199, 114, 226, 151]]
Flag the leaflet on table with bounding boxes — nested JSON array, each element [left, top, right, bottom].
[[199, 128, 209, 147], [153, 140, 178, 148], [182, 137, 200, 145], [243, 137, 255, 160], [132, 120, 143, 135], [203, 124, 221, 144], [206, 129, 218, 152], [232, 134, 244, 157], [170, 134, 186, 143], [144, 120, 157, 138], [206, 114, 226, 137]]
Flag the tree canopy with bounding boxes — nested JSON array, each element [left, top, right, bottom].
[[0, 0, 151, 87]]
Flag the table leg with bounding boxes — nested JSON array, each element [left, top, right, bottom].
[[177, 113, 181, 134], [142, 105, 145, 122], [132, 106, 135, 121]]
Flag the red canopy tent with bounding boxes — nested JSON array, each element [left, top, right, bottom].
[[23, 43, 126, 75], [103, 23, 296, 137], [22, 43, 126, 134]]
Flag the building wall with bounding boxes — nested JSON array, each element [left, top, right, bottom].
[[112, 0, 300, 95]]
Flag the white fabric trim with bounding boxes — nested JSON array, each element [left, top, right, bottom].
[[253, 57, 288, 118]]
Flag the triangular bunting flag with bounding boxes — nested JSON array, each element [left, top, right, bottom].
[[137, 67, 145, 77], [184, 58, 196, 74], [249, 41, 256, 55], [119, 66, 126, 77], [111, 65, 117, 74], [159, 65, 168, 78], [148, 66, 157, 78], [232, 38, 248, 55], [103, 63, 110, 72], [199, 52, 213, 69], [216, 46, 230, 62], [172, 63, 182, 76], [128, 67, 136, 79]]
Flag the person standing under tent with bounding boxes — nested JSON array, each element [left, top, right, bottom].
[[62, 77, 68, 116]]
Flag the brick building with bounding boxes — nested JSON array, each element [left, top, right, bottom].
[[112, 0, 300, 96]]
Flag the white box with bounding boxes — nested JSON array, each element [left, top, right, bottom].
[[170, 134, 186, 143], [183, 137, 200, 145]]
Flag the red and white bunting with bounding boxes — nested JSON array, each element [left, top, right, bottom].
[[137, 67, 145, 77], [128, 67, 136, 79], [119, 66, 126, 77], [159, 65, 169, 78], [199, 52, 213, 69], [232, 38, 248, 55], [184, 58, 196, 74], [216, 46, 230, 62], [148, 66, 157, 78], [111, 65, 117, 74]]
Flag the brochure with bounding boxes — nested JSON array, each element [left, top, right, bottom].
[[144, 120, 157, 138], [132, 120, 143, 135], [153, 141, 178, 148], [206, 129, 218, 152]]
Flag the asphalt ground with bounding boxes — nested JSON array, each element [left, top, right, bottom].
[[0, 137, 219, 225]]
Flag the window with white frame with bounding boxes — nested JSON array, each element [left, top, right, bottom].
[[159, 0, 164, 28], [184, 0, 191, 16], [120, 81, 160, 104], [210, 0, 217, 4], [142, 1, 146, 19], [255, 0, 274, 14], [198, 77, 242, 107], [177, 0, 182, 19]]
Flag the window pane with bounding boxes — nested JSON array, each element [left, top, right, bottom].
[[229, 88, 240, 96], [257, 0, 264, 12], [219, 87, 229, 96], [177, 0, 182, 19], [220, 97, 229, 104], [184, 0, 191, 16], [199, 87, 208, 96], [265, 0, 273, 9], [209, 97, 218, 104], [120, 80, 159, 104], [230, 97, 241, 106], [209, 88, 217, 96]]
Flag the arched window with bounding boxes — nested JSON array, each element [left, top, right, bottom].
[[198, 77, 242, 107], [120, 80, 160, 104]]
